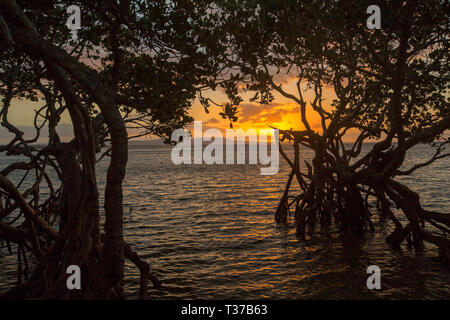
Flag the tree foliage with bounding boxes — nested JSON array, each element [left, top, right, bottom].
[[0, 0, 231, 298], [0, 0, 449, 300], [212, 0, 450, 262]]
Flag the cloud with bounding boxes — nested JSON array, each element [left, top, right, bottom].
[[205, 117, 220, 124], [234, 102, 306, 130]]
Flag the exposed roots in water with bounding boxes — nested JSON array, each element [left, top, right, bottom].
[[275, 130, 450, 266]]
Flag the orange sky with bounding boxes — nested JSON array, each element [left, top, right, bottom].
[[190, 77, 361, 142], [3, 77, 363, 143]]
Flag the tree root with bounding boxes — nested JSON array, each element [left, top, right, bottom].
[[124, 241, 161, 300], [420, 231, 450, 267], [275, 137, 450, 265]]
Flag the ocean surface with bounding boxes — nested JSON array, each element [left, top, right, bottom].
[[1, 142, 449, 299]]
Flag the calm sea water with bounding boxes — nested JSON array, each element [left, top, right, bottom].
[[1, 142, 449, 299]]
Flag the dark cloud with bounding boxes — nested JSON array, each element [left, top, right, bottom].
[[236, 102, 300, 127], [237, 102, 287, 122], [205, 117, 220, 124]]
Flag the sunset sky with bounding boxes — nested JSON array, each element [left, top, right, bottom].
[[188, 76, 361, 142], [1, 76, 362, 143]]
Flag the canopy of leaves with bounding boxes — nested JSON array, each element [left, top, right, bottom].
[[212, 0, 449, 140], [1, 0, 234, 142]]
